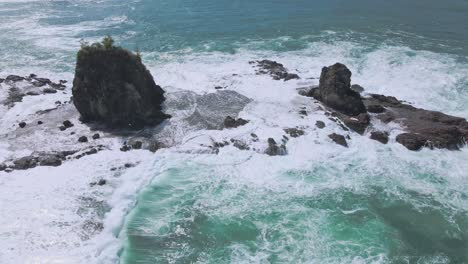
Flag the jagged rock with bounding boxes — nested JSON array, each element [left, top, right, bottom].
[[97, 179, 106, 186], [313, 63, 367, 116], [130, 141, 143, 150], [265, 138, 287, 156], [230, 139, 250, 150], [370, 131, 389, 144], [251, 60, 300, 81], [120, 145, 131, 152], [315, 121, 326, 129], [19, 122, 26, 128], [37, 121, 43, 125], [38, 154, 62, 167], [339, 113, 370, 135], [72, 39, 169, 129], [284, 128, 305, 138], [224, 116, 249, 128], [364, 94, 468, 150], [328, 133, 348, 147], [63, 120, 74, 128], [78, 136, 88, 143], [350, 84, 365, 93], [92, 133, 100, 140]]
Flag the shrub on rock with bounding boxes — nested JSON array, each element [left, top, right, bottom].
[[72, 36, 169, 129]]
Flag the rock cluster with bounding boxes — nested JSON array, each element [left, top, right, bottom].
[[224, 116, 249, 128], [250, 60, 300, 81], [72, 38, 169, 129]]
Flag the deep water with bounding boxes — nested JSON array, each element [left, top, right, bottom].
[[0, 0, 467, 263]]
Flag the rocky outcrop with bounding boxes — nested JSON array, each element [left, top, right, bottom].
[[328, 133, 348, 147], [364, 94, 468, 150], [265, 138, 287, 156], [250, 60, 300, 81], [72, 38, 169, 129], [308, 63, 366, 116], [370, 131, 389, 144]]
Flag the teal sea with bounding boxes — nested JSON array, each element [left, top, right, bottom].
[[1, 0, 467, 263]]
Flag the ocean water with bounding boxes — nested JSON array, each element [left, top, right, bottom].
[[1, 0, 468, 263]]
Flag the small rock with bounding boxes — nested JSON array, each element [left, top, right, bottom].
[[43, 88, 57, 94], [63, 120, 74, 128], [78, 136, 88, 143], [13, 156, 38, 170], [0, 164, 6, 171], [97, 179, 106, 186], [131, 141, 143, 150], [37, 121, 43, 125], [26, 91, 40, 96], [284, 128, 305, 138], [350, 84, 365, 93], [315, 121, 326, 129], [124, 163, 134, 168], [59, 126, 66, 131], [224, 116, 249, 128], [370, 131, 389, 144], [328, 133, 348, 147], [230, 139, 250, 150], [38, 155, 62, 167], [265, 138, 287, 156], [92, 133, 100, 140], [120, 145, 131, 152], [19, 122, 26, 128], [85, 148, 98, 155], [299, 110, 308, 116], [367, 104, 386, 113], [6, 75, 24, 82]]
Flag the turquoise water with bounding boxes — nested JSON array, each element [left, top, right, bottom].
[[1, 0, 468, 263]]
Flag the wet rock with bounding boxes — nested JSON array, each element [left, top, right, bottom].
[[59, 126, 66, 131], [13, 156, 38, 170], [19, 122, 26, 128], [284, 128, 305, 138], [26, 91, 40, 96], [78, 136, 88, 143], [148, 141, 164, 153], [120, 145, 131, 152], [328, 133, 348, 147], [85, 148, 98, 155], [364, 94, 468, 150], [370, 131, 389, 144], [230, 139, 250, 150], [92, 133, 100, 140], [37, 121, 43, 125], [6, 75, 24, 82], [315, 121, 326, 129], [265, 138, 287, 156], [97, 179, 106, 186], [312, 63, 367, 116], [43, 88, 57, 94], [63, 120, 74, 128], [339, 113, 370, 135], [0, 78, 4, 83], [72, 37, 169, 129], [251, 60, 300, 81], [130, 141, 143, 150], [224, 116, 249, 128], [350, 84, 365, 93], [0, 163, 7, 171]]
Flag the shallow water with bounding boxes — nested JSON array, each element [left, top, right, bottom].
[[0, 0, 467, 263]]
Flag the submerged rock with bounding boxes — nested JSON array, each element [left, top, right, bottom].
[[250, 60, 300, 81], [72, 37, 169, 129], [224, 116, 249, 128], [265, 138, 287, 156], [328, 133, 348, 147], [370, 131, 389, 144]]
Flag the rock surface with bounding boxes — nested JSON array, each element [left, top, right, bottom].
[[72, 40, 169, 129], [224, 116, 249, 128], [370, 131, 389, 144], [265, 138, 287, 156], [328, 133, 348, 147]]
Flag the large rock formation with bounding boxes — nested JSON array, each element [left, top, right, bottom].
[[72, 37, 169, 129], [310, 63, 367, 116]]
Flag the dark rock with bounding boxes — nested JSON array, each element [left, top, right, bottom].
[[26, 91, 40, 96], [370, 131, 389, 144], [34, 78, 51, 84], [43, 88, 57, 94], [328, 133, 348, 147], [72, 40, 169, 129], [13, 156, 38, 170], [78, 136, 88, 143], [367, 104, 386, 113], [19, 122, 26, 128], [6, 75, 24, 82], [92, 133, 100, 140], [85, 148, 98, 155], [284, 128, 305, 138], [339, 113, 370, 135], [299, 109, 308, 116], [148, 141, 164, 152], [224, 116, 249, 128], [230, 139, 250, 150], [315, 121, 326, 129], [131, 141, 143, 150], [0, 163, 6, 171], [120, 145, 131, 152], [70, 132, 76, 135], [97, 179, 106, 186], [312, 63, 367, 116], [0, 78, 4, 83], [251, 60, 300, 81], [265, 138, 287, 156], [32, 81, 47, 87], [49, 82, 66, 90], [59, 126, 66, 131], [37, 121, 43, 125], [63, 120, 74, 128], [364, 94, 468, 151], [214, 86, 225, 90]]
